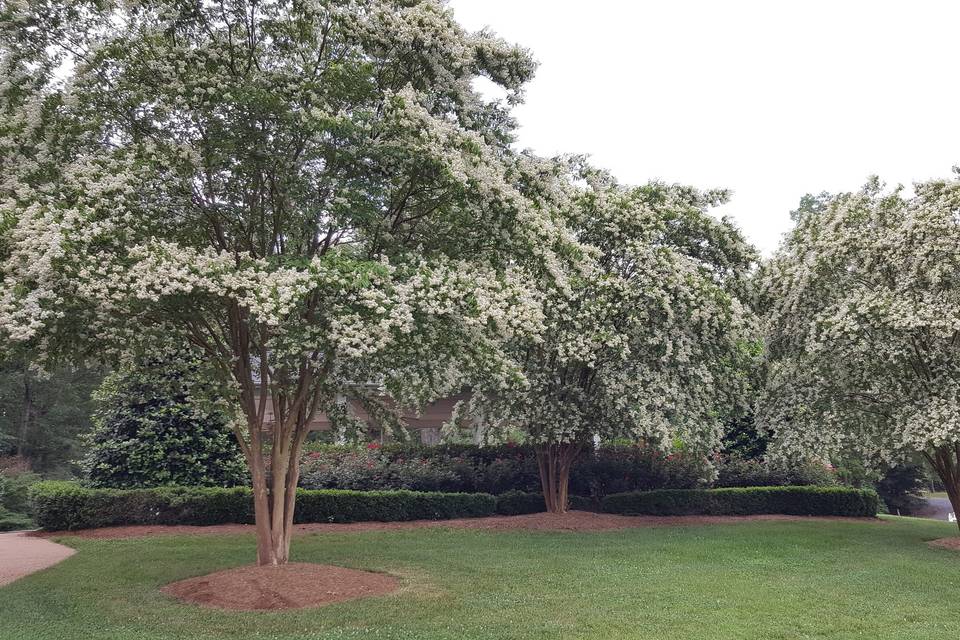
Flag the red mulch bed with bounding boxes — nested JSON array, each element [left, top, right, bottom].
[[162, 563, 399, 611], [928, 537, 960, 551], [33, 511, 881, 540]]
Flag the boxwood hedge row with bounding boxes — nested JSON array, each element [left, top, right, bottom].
[[493, 490, 595, 515], [29, 482, 878, 531], [601, 486, 879, 517], [28, 481, 496, 531]]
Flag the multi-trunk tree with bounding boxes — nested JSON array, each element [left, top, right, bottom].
[[469, 167, 759, 512], [759, 175, 960, 531], [0, 0, 580, 564]]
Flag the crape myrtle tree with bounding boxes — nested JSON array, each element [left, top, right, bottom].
[[759, 175, 960, 531], [465, 167, 759, 512], [0, 0, 582, 564]]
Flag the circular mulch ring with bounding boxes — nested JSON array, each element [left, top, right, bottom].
[[161, 563, 399, 611], [928, 537, 960, 551]]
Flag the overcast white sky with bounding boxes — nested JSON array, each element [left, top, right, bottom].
[[449, 0, 960, 254]]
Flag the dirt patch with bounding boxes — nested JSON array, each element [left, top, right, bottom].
[[33, 511, 881, 540], [928, 537, 960, 551], [161, 563, 399, 611]]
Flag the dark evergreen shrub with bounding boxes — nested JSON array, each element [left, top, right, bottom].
[[602, 486, 879, 517], [82, 351, 246, 488]]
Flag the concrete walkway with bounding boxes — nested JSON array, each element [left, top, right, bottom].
[[0, 531, 75, 587]]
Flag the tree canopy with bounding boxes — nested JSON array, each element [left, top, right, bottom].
[[469, 167, 759, 511], [759, 174, 960, 526], [0, 0, 582, 563]]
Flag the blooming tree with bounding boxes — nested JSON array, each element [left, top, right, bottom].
[[0, 0, 580, 563], [466, 167, 758, 512], [759, 175, 960, 530]]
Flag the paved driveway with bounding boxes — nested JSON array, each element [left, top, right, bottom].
[[909, 497, 956, 522], [0, 531, 75, 587]]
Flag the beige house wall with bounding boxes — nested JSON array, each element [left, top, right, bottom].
[[257, 391, 471, 444]]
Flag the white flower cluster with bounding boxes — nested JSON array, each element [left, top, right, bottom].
[[0, 0, 578, 427], [473, 174, 758, 450], [759, 175, 960, 467], [0, 1, 758, 461]]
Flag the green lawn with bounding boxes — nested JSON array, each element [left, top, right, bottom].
[[924, 491, 950, 500], [2, 517, 959, 640]]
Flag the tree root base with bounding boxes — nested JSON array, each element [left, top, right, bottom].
[[162, 562, 399, 610]]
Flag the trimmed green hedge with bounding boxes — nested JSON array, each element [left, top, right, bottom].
[[494, 490, 596, 515], [29, 482, 877, 531], [601, 486, 879, 517], [295, 489, 494, 523], [494, 490, 547, 515], [29, 481, 496, 531]]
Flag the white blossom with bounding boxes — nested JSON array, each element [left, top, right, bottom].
[[472, 167, 759, 453], [759, 175, 960, 479]]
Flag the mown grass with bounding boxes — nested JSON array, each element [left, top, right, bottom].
[[1, 516, 958, 640]]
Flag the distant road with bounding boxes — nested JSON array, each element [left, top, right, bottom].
[[911, 497, 954, 521]]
